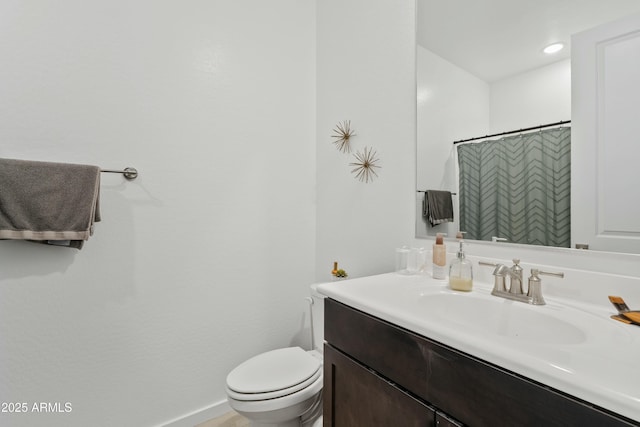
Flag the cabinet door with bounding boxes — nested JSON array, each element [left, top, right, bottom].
[[436, 411, 464, 427], [323, 344, 435, 427], [572, 12, 640, 253]]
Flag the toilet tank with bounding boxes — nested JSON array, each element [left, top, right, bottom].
[[310, 284, 326, 353]]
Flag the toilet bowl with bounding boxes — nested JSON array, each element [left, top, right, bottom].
[[225, 285, 326, 427]]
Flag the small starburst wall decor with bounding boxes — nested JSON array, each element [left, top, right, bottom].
[[350, 146, 381, 183], [331, 120, 356, 153]]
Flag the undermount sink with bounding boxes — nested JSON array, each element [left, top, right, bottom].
[[419, 292, 587, 345]]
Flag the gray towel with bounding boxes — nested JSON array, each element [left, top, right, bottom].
[[0, 158, 101, 249], [424, 190, 453, 226]]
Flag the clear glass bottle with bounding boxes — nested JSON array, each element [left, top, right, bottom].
[[449, 240, 473, 291]]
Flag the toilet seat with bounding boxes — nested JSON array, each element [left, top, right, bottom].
[[226, 347, 322, 401]]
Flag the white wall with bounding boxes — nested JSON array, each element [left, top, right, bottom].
[[0, 1, 316, 426], [416, 46, 490, 238], [315, 0, 417, 280], [490, 59, 571, 132]]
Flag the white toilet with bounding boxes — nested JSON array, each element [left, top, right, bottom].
[[225, 285, 325, 427]]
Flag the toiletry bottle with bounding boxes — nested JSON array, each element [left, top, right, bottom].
[[432, 233, 447, 279], [449, 240, 473, 291]]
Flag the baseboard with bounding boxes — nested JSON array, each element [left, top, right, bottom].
[[160, 399, 231, 427]]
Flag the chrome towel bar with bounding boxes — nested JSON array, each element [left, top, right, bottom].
[[100, 167, 138, 180]]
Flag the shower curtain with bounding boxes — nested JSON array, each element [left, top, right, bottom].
[[457, 126, 571, 247]]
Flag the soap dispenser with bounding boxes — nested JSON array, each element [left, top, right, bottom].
[[449, 240, 473, 291], [432, 233, 447, 280]]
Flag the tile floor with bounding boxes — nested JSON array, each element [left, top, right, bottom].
[[196, 410, 249, 427]]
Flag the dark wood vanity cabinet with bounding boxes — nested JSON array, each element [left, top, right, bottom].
[[324, 345, 436, 426], [323, 298, 637, 427]]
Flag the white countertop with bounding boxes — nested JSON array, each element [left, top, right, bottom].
[[317, 273, 640, 422]]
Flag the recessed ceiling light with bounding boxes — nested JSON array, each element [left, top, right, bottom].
[[543, 42, 564, 54]]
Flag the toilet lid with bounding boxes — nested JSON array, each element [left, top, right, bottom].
[[226, 347, 321, 395]]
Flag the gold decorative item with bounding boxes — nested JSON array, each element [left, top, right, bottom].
[[331, 261, 348, 278], [331, 120, 355, 153], [331, 261, 339, 276], [350, 146, 381, 183]]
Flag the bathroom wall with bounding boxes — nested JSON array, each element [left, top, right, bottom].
[[0, 1, 316, 426], [415, 46, 490, 238], [315, 0, 417, 280], [490, 59, 571, 132]]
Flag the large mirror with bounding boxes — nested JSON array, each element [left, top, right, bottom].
[[416, 0, 640, 253]]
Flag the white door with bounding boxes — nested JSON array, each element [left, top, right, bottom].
[[572, 12, 640, 253]]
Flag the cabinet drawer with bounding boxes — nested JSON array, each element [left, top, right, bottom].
[[325, 298, 636, 427]]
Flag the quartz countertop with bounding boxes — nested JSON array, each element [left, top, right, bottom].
[[317, 273, 640, 422]]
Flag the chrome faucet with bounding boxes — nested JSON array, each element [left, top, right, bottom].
[[507, 258, 524, 294], [489, 263, 508, 293], [490, 259, 530, 303], [527, 269, 565, 305], [479, 260, 521, 298], [479, 260, 564, 305]]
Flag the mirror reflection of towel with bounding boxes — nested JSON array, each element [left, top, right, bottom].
[[0, 158, 101, 249], [424, 190, 453, 226]]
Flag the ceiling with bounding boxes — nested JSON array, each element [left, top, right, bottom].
[[417, 0, 640, 83]]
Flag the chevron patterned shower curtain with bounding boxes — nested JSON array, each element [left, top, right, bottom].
[[457, 127, 571, 247]]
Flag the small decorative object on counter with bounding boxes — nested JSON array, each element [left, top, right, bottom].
[[608, 296, 640, 326], [432, 233, 447, 279], [395, 247, 426, 275], [449, 240, 473, 291], [334, 269, 348, 278], [407, 247, 426, 274], [331, 261, 348, 278], [395, 247, 410, 275]]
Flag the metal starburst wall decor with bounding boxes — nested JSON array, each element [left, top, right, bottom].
[[331, 120, 356, 153], [350, 146, 381, 183]]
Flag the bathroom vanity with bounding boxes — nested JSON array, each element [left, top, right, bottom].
[[318, 273, 640, 426]]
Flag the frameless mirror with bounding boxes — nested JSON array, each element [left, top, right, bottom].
[[416, 0, 640, 253]]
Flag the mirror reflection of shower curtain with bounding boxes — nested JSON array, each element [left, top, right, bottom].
[[457, 127, 571, 247]]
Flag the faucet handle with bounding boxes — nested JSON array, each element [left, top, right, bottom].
[[478, 261, 507, 293], [478, 261, 498, 268], [508, 259, 524, 295], [538, 269, 565, 279], [527, 269, 564, 305]]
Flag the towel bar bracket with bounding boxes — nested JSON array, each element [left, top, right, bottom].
[[101, 167, 138, 180], [122, 167, 138, 180]]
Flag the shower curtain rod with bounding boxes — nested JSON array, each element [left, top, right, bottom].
[[452, 120, 571, 145], [417, 190, 457, 195]]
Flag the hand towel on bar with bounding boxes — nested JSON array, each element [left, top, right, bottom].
[[424, 190, 453, 226], [0, 158, 101, 249]]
